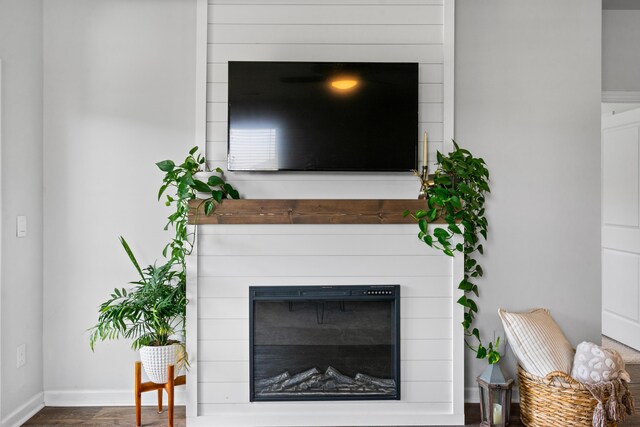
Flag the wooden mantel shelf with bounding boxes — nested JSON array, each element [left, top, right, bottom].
[[188, 199, 438, 225]]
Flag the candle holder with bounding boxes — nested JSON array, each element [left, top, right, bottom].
[[414, 165, 435, 199]]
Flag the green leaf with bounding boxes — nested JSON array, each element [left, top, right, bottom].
[[457, 295, 469, 307], [204, 200, 214, 216], [189, 146, 199, 155], [177, 181, 190, 199], [433, 228, 449, 239], [415, 210, 427, 219], [450, 196, 462, 209], [192, 180, 211, 193], [156, 160, 175, 172], [158, 184, 168, 201], [207, 175, 225, 187], [119, 237, 144, 280], [448, 224, 462, 234], [435, 175, 452, 186], [418, 219, 428, 233], [488, 351, 500, 365], [476, 345, 487, 359], [212, 190, 223, 203], [402, 210, 410, 218], [458, 280, 473, 291]]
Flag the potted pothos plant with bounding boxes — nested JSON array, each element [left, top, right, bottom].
[[89, 147, 239, 383], [404, 141, 501, 365], [156, 146, 240, 266]]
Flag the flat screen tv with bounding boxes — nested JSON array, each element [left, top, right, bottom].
[[227, 61, 418, 172]]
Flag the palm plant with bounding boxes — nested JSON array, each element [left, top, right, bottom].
[[88, 237, 186, 351]]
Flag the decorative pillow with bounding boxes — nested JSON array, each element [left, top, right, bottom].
[[571, 341, 631, 384], [498, 308, 574, 378]]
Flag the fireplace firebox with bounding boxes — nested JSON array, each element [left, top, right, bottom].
[[249, 285, 400, 402]]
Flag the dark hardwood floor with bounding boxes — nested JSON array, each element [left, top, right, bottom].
[[23, 403, 521, 426], [24, 406, 186, 427]]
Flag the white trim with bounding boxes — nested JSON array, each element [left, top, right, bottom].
[[195, 0, 209, 157], [0, 392, 43, 427], [189, 0, 206, 413], [443, 0, 455, 153], [186, 413, 462, 427], [0, 59, 3, 423], [452, 235, 465, 421], [602, 91, 640, 103], [185, 225, 199, 418], [44, 389, 185, 407]]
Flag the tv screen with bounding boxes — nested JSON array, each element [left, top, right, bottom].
[[227, 61, 418, 172]]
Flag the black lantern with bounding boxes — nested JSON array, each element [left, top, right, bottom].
[[477, 363, 514, 426]]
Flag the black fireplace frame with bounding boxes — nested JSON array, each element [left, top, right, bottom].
[[249, 285, 401, 402]]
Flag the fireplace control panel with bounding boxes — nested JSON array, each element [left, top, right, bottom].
[[364, 290, 394, 296], [252, 285, 398, 300]]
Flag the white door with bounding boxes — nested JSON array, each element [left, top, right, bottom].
[[602, 107, 640, 351]]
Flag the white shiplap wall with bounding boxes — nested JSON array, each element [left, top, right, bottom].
[[189, 1, 459, 425], [189, 225, 463, 426], [204, 0, 448, 199]]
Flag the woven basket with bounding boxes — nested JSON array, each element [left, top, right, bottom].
[[518, 365, 616, 427]]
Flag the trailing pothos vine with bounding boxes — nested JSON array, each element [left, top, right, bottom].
[[156, 146, 240, 272], [404, 141, 501, 364]]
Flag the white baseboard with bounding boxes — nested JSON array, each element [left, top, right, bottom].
[[465, 386, 519, 403], [0, 391, 44, 427], [44, 389, 186, 407]]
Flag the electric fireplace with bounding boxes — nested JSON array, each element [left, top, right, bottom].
[[249, 285, 400, 402]]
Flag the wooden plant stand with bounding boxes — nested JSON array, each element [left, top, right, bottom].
[[135, 361, 186, 427]]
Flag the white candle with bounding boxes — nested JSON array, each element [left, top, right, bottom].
[[493, 403, 503, 425], [423, 131, 428, 167]]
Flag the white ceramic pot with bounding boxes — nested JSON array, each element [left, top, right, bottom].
[[139, 343, 182, 384]]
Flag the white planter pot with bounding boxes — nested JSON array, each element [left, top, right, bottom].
[[139, 343, 182, 384]]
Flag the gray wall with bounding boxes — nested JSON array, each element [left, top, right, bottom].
[[603, 10, 640, 92], [42, 0, 196, 403], [0, 0, 44, 421], [456, 0, 602, 392]]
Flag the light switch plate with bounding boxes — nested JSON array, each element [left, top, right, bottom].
[[16, 215, 27, 238], [17, 344, 26, 368]]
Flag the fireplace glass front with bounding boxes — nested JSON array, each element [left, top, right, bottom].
[[249, 285, 400, 402]]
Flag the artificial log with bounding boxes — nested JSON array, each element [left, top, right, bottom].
[[355, 373, 396, 389]]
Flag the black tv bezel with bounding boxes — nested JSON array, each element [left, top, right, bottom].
[[226, 60, 419, 173]]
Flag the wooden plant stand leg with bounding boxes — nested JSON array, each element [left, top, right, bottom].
[[135, 362, 142, 427], [134, 361, 186, 427], [167, 365, 175, 427]]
